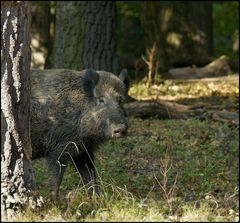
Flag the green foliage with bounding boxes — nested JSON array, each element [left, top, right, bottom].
[[213, 1, 239, 59]]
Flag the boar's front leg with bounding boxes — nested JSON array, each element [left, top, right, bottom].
[[73, 152, 99, 193], [46, 153, 68, 202]]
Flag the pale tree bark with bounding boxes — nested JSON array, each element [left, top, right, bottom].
[[50, 1, 118, 73], [1, 1, 35, 220]]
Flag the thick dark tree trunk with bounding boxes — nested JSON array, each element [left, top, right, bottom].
[[50, 1, 118, 73], [1, 1, 34, 220]]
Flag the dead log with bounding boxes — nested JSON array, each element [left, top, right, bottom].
[[124, 100, 204, 119], [172, 56, 214, 68], [212, 110, 239, 125], [168, 56, 232, 79], [172, 56, 239, 71]]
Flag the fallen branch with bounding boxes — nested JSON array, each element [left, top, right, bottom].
[[212, 110, 239, 125], [124, 100, 204, 119], [168, 56, 232, 80]]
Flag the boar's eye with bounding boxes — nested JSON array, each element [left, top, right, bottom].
[[97, 96, 106, 105]]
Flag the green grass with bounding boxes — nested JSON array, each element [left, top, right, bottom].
[[17, 77, 239, 222]]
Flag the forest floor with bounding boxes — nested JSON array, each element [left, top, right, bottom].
[[21, 73, 239, 222]]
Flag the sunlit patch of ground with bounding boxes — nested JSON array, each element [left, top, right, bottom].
[[129, 74, 239, 109]]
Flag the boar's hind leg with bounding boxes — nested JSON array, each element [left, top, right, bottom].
[[73, 152, 99, 193], [46, 156, 68, 202]]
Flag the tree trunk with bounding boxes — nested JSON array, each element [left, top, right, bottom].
[[50, 1, 118, 73], [1, 1, 34, 220], [140, 1, 213, 72]]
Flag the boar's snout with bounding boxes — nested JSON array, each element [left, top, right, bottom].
[[112, 124, 127, 138]]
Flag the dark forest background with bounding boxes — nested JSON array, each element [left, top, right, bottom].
[[31, 1, 239, 82]]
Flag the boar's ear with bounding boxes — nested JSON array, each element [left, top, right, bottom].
[[83, 68, 100, 97], [119, 69, 130, 93]]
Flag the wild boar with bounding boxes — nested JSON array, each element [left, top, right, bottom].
[[31, 68, 129, 200]]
